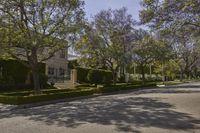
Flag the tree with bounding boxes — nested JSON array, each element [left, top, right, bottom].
[[132, 30, 155, 81], [140, 0, 200, 80], [75, 8, 136, 83], [140, 0, 200, 31], [154, 59, 180, 81], [131, 29, 173, 82], [158, 27, 200, 79], [0, 0, 85, 93], [87, 69, 103, 86]]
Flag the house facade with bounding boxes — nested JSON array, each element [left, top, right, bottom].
[[45, 48, 69, 81]]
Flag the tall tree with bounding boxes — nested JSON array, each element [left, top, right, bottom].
[[158, 27, 200, 79], [140, 0, 200, 31], [140, 0, 200, 79], [132, 30, 155, 81], [75, 8, 136, 83], [0, 0, 85, 92]]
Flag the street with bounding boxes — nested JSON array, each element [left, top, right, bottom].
[[0, 82, 200, 133]]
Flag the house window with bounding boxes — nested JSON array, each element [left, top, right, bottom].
[[48, 67, 54, 75], [59, 68, 65, 76], [60, 50, 66, 58]]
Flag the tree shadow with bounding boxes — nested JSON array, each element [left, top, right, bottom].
[[1, 95, 200, 133]]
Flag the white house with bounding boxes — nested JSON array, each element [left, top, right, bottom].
[[45, 48, 69, 81]]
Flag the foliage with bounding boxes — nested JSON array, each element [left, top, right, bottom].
[[87, 69, 103, 85], [0, 0, 85, 91], [140, 0, 200, 31], [154, 60, 180, 80], [75, 7, 136, 83], [76, 67, 113, 84], [117, 75, 125, 83], [76, 67, 90, 83], [68, 59, 79, 69], [0, 83, 156, 105], [140, 0, 200, 79], [0, 59, 46, 89], [131, 29, 172, 81]]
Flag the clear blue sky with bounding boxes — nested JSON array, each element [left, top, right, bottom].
[[84, 0, 142, 21]]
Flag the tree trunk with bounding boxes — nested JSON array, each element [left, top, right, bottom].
[[32, 65, 40, 93], [29, 48, 41, 94], [180, 70, 183, 81], [112, 70, 116, 85], [185, 69, 190, 79], [162, 63, 165, 82], [141, 65, 145, 83]]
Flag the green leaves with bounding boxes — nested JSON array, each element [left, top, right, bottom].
[[0, 0, 85, 61], [140, 0, 200, 30], [76, 8, 135, 71]]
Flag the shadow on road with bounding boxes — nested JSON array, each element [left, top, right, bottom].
[[1, 94, 200, 133]]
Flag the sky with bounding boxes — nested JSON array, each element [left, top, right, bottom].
[[84, 0, 143, 21]]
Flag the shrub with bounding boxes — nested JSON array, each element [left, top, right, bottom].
[[0, 82, 156, 105], [76, 67, 113, 84], [87, 69, 103, 85], [0, 59, 46, 89], [117, 75, 125, 83], [0, 60, 29, 84], [39, 73, 48, 89], [0, 88, 96, 105], [102, 71, 112, 84], [68, 59, 79, 69], [76, 67, 90, 83]]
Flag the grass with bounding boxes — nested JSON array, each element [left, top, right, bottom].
[[0, 82, 156, 105]]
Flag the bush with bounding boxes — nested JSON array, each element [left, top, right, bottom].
[[102, 71, 113, 84], [0, 82, 156, 105], [0, 60, 29, 85], [0, 88, 96, 105], [87, 69, 103, 85], [68, 60, 79, 69], [76, 67, 112, 84], [0, 59, 46, 90], [76, 67, 90, 83], [39, 73, 48, 88], [117, 75, 125, 83]]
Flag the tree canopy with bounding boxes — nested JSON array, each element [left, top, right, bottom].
[[0, 0, 85, 92]]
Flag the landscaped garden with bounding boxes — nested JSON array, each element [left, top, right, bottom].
[[0, 81, 157, 105], [0, 0, 199, 106], [0, 62, 195, 105]]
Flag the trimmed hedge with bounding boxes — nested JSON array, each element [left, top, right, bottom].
[[87, 69, 103, 85], [76, 67, 112, 84], [0, 59, 46, 89], [0, 89, 96, 105], [0, 60, 29, 84], [76, 67, 90, 83], [0, 83, 156, 105]]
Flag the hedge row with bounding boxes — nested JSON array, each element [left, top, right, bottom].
[[0, 89, 96, 105], [0, 83, 156, 105], [1, 87, 88, 96], [76, 67, 113, 84], [0, 59, 46, 89]]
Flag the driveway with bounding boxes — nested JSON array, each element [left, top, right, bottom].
[[0, 82, 200, 133]]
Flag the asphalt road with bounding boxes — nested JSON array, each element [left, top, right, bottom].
[[0, 82, 200, 133]]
